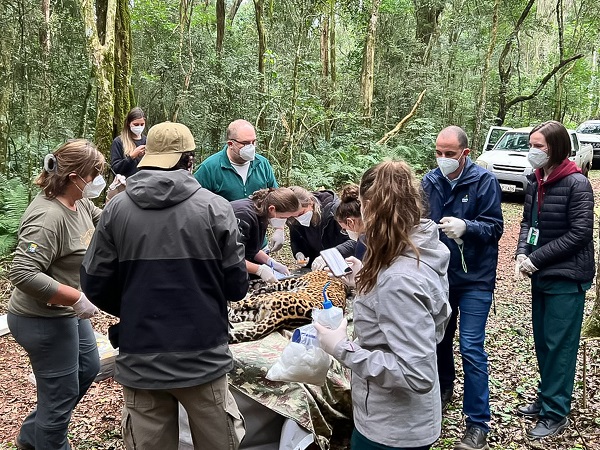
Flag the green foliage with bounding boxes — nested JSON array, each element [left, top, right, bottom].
[[0, 175, 29, 259]]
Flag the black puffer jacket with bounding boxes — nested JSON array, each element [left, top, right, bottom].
[[517, 161, 594, 283], [288, 190, 351, 264]]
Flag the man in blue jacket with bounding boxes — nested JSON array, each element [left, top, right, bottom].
[[422, 126, 503, 450]]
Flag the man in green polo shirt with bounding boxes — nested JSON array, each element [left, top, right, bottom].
[[194, 119, 283, 250]]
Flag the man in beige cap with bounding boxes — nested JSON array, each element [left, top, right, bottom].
[[82, 121, 248, 450]]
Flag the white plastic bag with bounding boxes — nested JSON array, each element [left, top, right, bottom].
[[266, 325, 331, 385]]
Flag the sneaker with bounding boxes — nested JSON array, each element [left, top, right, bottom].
[[517, 398, 542, 417], [526, 417, 569, 440], [441, 386, 453, 411], [454, 425, 490, 450]]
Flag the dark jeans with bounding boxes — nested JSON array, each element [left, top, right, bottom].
[[351, 428, 431, 450], [531, 280, 585, 420], [437, 290, 492, 432], [8, 313, 100, 450]]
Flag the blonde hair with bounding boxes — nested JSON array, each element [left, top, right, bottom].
[[120, 107, 145, 156], [250, 188, 301, 217], [289, 186, 321, 225], [357, 161, 421, 294], [36, 139, 105, 199]]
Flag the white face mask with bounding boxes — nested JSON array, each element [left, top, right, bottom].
[[296, 210, 313, 226], [77, 174, 107, 199], [347, 230, 360, 241], [269, 217, 287, 228], [130, 125, 145, 136], [239, 144, 256, 161], [528, 147, 550, 169], [436, 155, 461, 177]]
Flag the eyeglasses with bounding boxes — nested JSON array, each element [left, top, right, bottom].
[[231, 138, 257, 146]]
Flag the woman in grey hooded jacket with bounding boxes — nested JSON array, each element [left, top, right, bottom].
[[314, 160, 452, 449]]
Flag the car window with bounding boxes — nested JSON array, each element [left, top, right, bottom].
[[577, 123, 600, 134], [570, 133, 578, 156], [494, 132, 529, 152]]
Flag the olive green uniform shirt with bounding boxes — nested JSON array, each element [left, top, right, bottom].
[[8, 193, 102, 317]]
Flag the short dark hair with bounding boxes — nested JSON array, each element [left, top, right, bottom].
[[530, 121, 571, 167]]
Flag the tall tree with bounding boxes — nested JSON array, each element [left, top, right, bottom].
[[360, 0, 381, 123], [254, 0, 267, 132], [472, 0, 500, 153]]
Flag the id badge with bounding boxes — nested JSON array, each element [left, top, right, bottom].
[[527, 227, 539, 245]]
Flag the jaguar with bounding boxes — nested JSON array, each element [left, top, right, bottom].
[[228, 270, 348, 343]]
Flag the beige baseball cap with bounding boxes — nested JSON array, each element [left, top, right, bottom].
[[138, 122, 196, 169]]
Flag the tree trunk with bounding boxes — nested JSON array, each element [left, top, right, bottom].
[[216, 0, 225, 55], [254, 0, 267, 133], [472, 0, 499, 154], [583, 228, 600, 338], [412, 0, 444, 57], [79, 0, 117, 158], [0, 1, 14, 175], [113, 0, 132, 136], [40, 0, 51, 55], [172, 0, 195, 122], [495, 0, 536, 125], [360, 0, 381, 124]]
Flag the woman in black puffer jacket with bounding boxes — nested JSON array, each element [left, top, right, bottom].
[[515, 120, 594, 440]]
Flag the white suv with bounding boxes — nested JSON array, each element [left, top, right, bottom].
[[475, 126, 592, 195], [576, 120, 600, 167]]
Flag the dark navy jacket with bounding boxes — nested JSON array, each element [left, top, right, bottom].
[[422, 158, 503, 292], [517, 162, 594, 283]]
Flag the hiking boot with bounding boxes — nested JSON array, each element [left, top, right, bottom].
[[15, 436, 34, 450], [526, 417, 569, 440], [454, 425, 490, 450], [517, 398, 542, 418], [441, 386, 453, 411]]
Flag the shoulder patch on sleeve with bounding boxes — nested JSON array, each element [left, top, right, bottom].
[[26, 243, 39, 253]]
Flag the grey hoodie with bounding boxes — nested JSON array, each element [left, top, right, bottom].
[[333, 219, 451, 447]]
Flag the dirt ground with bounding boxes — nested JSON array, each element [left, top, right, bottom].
[[1, 174, 600, 450]]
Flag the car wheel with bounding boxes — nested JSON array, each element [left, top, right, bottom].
[[582, 163, 590, 178]]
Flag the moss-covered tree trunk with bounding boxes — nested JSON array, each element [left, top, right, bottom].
[[113, 0, 132, 136], [79, 0, 117, 159]]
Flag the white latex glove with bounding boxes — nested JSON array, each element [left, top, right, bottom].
[[256, 264, 278, 283], [340, 256, 362, 288], [72, 292, 99, 319], [439, 217, 467, 240], [295, 252, 308, 267], [267, 257, 290, 276], [313, 318, 349, 355], [519, 257, 538, 275], [311, 256, 326, 271], [269, 228, 285, 253], [515, 254, 527, 279]]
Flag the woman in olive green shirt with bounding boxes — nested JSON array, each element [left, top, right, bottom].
[[8, 139, 105, 450]]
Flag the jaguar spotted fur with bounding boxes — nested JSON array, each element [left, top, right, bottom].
[[228, 270, 348, 343]]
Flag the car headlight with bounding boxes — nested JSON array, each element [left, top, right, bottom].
[[476, 159, 489, 170]]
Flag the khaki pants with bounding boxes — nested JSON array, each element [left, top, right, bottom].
[[122, 375, 245, 450]]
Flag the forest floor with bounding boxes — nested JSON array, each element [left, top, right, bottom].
[[1, 173, 600, 450]]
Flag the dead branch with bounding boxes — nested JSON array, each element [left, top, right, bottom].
[[376, 89, 426, 145]]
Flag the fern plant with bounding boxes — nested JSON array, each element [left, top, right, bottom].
[[0, 174, 30, 260]]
